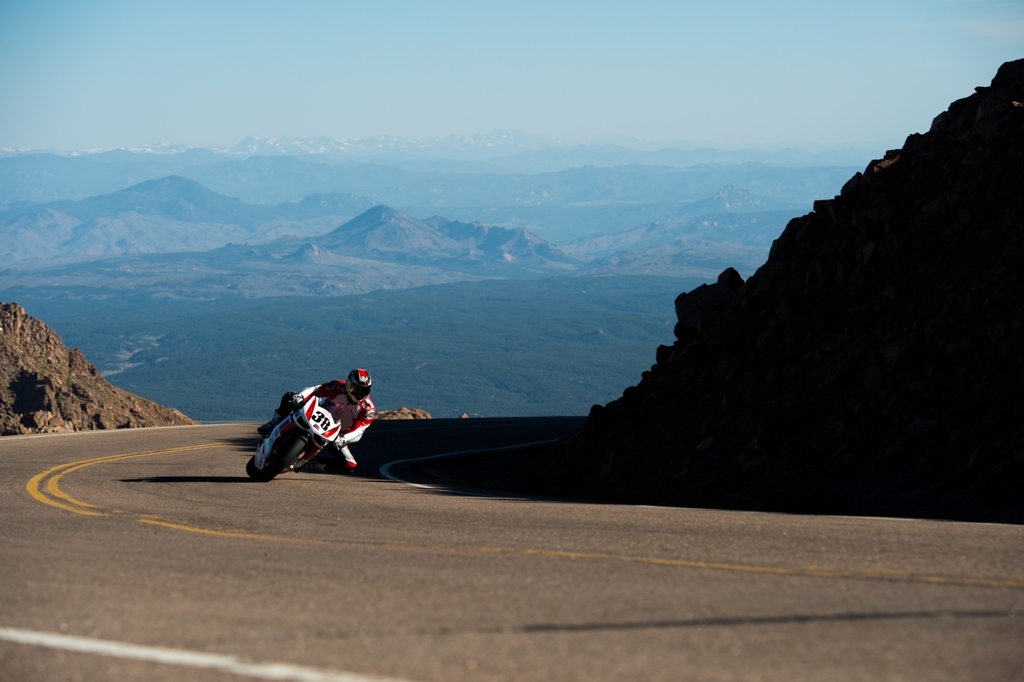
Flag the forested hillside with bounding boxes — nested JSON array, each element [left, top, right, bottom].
[[29, 276, 698, 422]]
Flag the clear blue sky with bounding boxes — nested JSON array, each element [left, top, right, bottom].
[[1, 0, 1021, 150]]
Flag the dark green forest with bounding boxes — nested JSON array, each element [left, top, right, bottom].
[[27, 275, 701, 422]]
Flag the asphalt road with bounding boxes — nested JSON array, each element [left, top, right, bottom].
[[2, 419, 1023, 682]]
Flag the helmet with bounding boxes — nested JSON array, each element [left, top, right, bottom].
[[345, 368, 372, 402]]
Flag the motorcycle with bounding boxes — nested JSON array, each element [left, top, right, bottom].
[[246, 393, 345, 481]]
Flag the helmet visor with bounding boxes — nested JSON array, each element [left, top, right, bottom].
[[347, 383, 370, 400]]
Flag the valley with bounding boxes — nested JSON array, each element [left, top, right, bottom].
[[0, 138, 855, 423], [24, 275, 700, 422]]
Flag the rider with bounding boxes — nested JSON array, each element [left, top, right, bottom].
[[258, 368, 375, 473]]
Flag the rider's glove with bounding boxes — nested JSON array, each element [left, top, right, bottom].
[[276, 391, 301, 417]]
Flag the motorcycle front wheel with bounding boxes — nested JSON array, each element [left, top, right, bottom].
[[247, 433, 308, 482], [245, 455, 262, 481]]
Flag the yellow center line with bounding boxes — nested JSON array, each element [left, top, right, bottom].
[[24, 443, 1024, 591], [27, 443, 226, 516]]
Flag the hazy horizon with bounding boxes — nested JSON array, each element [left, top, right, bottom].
[[2, 1, 1022, 152], [0, 129, 900, 157]]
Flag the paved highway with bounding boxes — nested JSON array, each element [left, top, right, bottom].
[[2, 420, 1022, 681]]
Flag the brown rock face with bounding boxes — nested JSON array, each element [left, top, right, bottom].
[[540, 60, 1024, 522], [375, 407, 432, 420], [1, 302, 195, 435]]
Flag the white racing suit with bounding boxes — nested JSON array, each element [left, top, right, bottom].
[[257, 380, 375, 473]]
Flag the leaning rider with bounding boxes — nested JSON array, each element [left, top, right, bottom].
[[258, 368, 375, 473]]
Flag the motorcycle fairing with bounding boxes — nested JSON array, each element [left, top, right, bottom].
[[255, 395, 344, 471]]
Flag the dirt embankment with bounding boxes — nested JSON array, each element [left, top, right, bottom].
[[1, 302, 194, 435]]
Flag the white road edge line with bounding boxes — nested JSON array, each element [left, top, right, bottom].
[[379, 440, 560, 497], [0, 627, 414, 682]]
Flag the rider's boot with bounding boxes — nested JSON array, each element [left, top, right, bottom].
[[338, 444, 357, 474], [257, 413, 283, 437], [259, 392, 301, 437], [298, 444, 357, 474]]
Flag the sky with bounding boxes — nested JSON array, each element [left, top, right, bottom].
[[1, 0, 1021, 151]]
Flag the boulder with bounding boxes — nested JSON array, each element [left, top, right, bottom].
[[375, 407, 432, 420]]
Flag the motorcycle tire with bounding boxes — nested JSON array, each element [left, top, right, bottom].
[[245, 455, 262, 481], [252, 432, 308, 482]]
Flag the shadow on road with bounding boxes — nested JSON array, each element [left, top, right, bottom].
[[217, 435, 262, 452], [390, 444, 1024, 524], [517, 608, 1013, 634], [202, 421, 1023, 524]]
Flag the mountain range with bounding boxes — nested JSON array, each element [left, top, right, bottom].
[[0, 176, 373, 263], [2, 130, 877, 168], [0, 142, 857, 255], [0, 145, 859, 209], [0, 174, 792, 300], [307, 205, 578, 271]]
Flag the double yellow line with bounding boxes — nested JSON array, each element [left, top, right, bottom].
[[27, 443, 226, 516], [24, 443, 1024, 590]]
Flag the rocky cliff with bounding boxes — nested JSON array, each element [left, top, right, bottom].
[[538, 60, 1024, 522], [1, 302, 194, 435]]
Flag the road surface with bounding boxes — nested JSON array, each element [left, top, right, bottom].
[[2, 419, 1022, 681]]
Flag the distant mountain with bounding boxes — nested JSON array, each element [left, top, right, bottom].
[[1, 165, 802, 302], [550, 188, 794, 277], [176, 157, 854, 211], [432, 144, 878, 175], [437, 217, 579, 267], [273, 192, 373, 219], [4, 131, 877, 171], [0, 146, 859, 212], [318, 206, 466, 259], [1, 166, 799, 299], [0, 148, 224, 203], [0, 204, 581, 299], [0, 209, 83, 261], [569, 215, 787, 279], [309, 206, 580, 274], [673, 185, 787, 216], [40, 175, 268, 226], [241, 192, 377, 244], [578, 237, 772, 279], [0, 145, 854, 247], [564, 208, 792, 262], [0, 177, 375, 264], [229, 130, 557, 161]]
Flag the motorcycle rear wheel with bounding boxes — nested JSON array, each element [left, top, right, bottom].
[[247, 433, 308, 482]]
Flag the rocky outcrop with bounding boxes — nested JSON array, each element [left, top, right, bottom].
[[1, 302, 194, 435], [376, 407, 432, 420], [536, 60, 1024, 522]]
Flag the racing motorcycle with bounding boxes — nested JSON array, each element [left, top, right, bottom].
[[246, 393, 344, 481]]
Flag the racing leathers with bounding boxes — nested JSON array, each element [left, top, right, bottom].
[[257, 380, 375, 472]]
